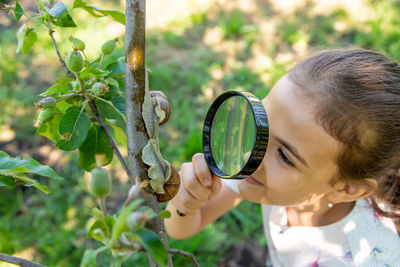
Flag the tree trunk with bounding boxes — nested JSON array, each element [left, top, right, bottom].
[[125, 0, 173, 266]]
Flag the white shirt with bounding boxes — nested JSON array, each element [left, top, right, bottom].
[[223, 179, 400, 267]]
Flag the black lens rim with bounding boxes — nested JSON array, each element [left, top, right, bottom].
[[202, 91, 269, 179]]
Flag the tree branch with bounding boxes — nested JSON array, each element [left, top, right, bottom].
[[88, 100, 133, 181], [125, 1, 173, 266], [47, 24, 74, 79], [0, 252, 46, 267], [168, 249, 199, 267]]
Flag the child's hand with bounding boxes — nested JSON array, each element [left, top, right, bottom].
[[170, 153, 222, 215]]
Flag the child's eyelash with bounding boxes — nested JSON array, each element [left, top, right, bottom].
[[278, 148, 295, 167]]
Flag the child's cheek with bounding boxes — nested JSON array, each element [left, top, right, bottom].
[[265, 157, 303, 194]]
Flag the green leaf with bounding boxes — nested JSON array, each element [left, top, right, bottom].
[[56, 106, 91, 151], [96, 9, 125, 25], [16, 24, 37, 54], [37, 110, 62, 142], [78, 125, 97, 171], [45, 2, 77, 27], [12, 173, 50, 194], [80, 249, 97, 267], [22, 29, 37, 54], [103, 79, 121, 98], [133, 228, 168, 267], [91, 207, 105, 220], [73, 0, 87, 8], [55, 100, 73, 113], [78, 6, 125, 25], [80, 6, 102, 17], [54, 12, 77, 27], [55, 77, 73, 85], [0, 151, 63, 181], [157, 210, 171, 219], [111, 199, 143, 242], [0, 175, 16, 189], [88, 55, 102, 66], [88, 216, 115, 244], [88, 220, 109, 243], [105, 78, 119, 89], [14, 2, 24, 21], [80, 68, 109, 79], [16, 24, 26, 52], [48, 2, 67, 18], [0, 151, 63, 193], [39, 84, 69, 96], [78, 124, 113, 171], [106, 61, 125, 77], [111, 96, 125, 115], [107, 123, 126, 147], [94, 98, 126, 131]]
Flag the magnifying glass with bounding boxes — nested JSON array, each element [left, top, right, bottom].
[[202, 91, 269, 179]]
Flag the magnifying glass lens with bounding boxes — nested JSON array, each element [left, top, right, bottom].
[[203, 91, 268, 179], [211, 96, 255, 176]]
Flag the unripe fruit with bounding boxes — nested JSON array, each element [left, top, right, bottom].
[[89, 168, 111, 198], [38, 97, 56, 109], [101, 39, 116, 55], [127, 211, 146, 232], [91, 82, 108, 96], [65, 50, 84, 72], [38, 109, 53, 123], [72, 38, 85, 51]]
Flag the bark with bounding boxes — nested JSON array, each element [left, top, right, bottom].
[[125, 1, 173, 266]]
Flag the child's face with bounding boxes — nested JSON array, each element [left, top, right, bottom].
[[237, 74, 342, 207]]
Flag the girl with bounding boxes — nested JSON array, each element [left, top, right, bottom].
[[165, 49, 400, 266]]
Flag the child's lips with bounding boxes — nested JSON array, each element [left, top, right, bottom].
[[245, 176, 263, 185]]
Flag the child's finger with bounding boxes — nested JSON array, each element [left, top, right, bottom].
[[208, 174, 222, 201], [192, 153, 213, 187], [181, 162, 211, 202], [170, 179, 205, 215], [177, 187, 206, 210]]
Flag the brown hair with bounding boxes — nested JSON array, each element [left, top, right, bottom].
[[288, 49, 400, 231]]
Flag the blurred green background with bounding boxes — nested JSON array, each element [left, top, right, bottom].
[[1, 0, 400, 266]]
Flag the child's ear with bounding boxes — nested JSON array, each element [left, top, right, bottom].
[[328, 178, 377, 203]]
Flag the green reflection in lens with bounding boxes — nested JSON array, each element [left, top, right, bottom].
[[211, 96, 255, 175]]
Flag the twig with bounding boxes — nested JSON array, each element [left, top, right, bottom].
[[88, 101, 133, 181], [75, 72, 86, 91], [47, 24, 74, 79], [0, 252, 46, 267], [98, 54, 105, 70], [56, 93, 79, 102], [167, 249, 199, 267], [99, 197, 107, 216], [123, 176, 142, 207]]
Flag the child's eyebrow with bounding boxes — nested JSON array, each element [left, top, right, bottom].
[[275, 136, 309, 167]]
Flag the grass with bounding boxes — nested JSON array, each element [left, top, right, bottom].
[[0, 0, 399, 266]]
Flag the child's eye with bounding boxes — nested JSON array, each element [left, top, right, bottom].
[[277, 148, 295, 167]]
